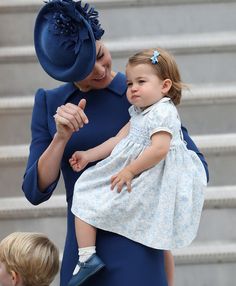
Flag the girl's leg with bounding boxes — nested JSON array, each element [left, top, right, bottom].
[[164, 250, 175, 286], [75, 216, 96, 248], [68, 216, 105, 286], [74, 217, 97, 266]]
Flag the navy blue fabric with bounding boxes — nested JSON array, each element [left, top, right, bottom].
[[22, 72, 208, 286], [34, 0, 102, 82]]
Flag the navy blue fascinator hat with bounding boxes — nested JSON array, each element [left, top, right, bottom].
[[34, 0, 104, 82]]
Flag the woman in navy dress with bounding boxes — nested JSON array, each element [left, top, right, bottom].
[[22, 1, 209, 285]]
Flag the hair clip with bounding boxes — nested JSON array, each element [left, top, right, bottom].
[[150, 50, 160, 64]]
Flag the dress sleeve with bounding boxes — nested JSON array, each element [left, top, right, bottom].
[[146, 103, 175, 138], [22, 89, 60, 205], [181, 125, 209, 182]]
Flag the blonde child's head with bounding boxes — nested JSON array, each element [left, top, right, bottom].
[[127, 48, 185, 105], [0, 232, 59, 286]]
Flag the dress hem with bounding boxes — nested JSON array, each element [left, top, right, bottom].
[[72, 209, 197, 251]]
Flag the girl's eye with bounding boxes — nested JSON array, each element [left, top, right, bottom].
[[138, 80, 145, 84], [127, 82, 133, 87]]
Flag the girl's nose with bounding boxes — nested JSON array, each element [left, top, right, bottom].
[[131, 84, 138, 92]]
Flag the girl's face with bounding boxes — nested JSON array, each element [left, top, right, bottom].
[[74, 41, 113, 92], [126, 63, 167, 108], [0, 261, 15, 286]]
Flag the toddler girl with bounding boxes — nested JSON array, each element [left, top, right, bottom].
[[68, 48, 207, 286]]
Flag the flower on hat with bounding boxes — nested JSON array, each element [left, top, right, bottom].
[[76, 1, 104, 40], [44, 0, 104, 53]]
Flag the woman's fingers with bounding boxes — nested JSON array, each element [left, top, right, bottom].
[[56, 103, 88, 130], [56, 105, 81, 130], [54, 113, 75, 131], [78, 98, 86, 110], [65, 102, 89, 125]]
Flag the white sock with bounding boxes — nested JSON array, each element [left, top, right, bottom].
[[73, 246, 96, 275], [79, 246, 96, 262]]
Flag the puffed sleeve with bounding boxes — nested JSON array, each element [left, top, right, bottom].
[[146, 103, 175, 138], [22, 89, 60, 205]]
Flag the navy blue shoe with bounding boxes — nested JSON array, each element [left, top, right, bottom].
[[68, 254, 105, 286]]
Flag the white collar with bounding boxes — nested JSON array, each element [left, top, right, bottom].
[[134, 97, 171, 115]]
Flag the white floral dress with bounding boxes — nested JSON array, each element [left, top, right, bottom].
[[72, 97, 207, 250]]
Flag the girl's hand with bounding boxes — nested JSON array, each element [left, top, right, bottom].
[[111, 168, 135, 193], [54, 99, 88, 141], [69, 151, 90, 172]]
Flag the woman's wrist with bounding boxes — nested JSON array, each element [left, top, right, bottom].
[[53, 132, 71, 146], [38, 134, 67, 191]]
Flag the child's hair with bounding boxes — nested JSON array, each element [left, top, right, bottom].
[[127, 48, 185, 105], [0, 232, 59, 286]]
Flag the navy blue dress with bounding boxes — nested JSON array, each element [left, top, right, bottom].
[[22, 72, 209, 286]]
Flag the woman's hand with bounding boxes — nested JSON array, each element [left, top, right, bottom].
[[54, 99, 89, 141], [69, 151, 90, 172], [111, 167, 135, 193]]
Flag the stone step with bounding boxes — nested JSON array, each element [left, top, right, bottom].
[[1, 31, 236, 96], [0, 144, 65, 198], [178, 83, 236, 135], [174, 241, 236, 286], [194, 133, 236, 186], [0, 185, 236, 246], [0, 0, 236, 46], [0, 194, 66, 250], [0, 45, 58, 95], [0, 133, 236, 197], [109, 32, 236, 84], [198, 185, 236, 242], [0, 95, 32, 145], [0, 193, 64, 286], [0, 83, 235, 145]]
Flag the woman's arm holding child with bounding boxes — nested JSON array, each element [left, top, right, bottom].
[[111, 131, 171, 192], [69, 122, 130, 171]]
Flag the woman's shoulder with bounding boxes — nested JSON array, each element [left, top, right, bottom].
[[44, 82, 76, 99], [34, 83, 77, 108]]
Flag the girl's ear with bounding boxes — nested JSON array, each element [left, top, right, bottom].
[[161, 79, 172, 95]]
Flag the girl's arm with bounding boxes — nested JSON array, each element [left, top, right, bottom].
[[111, 131, 171, 192], [86, 122, 130, 162], [69, 122, 130, 172]]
